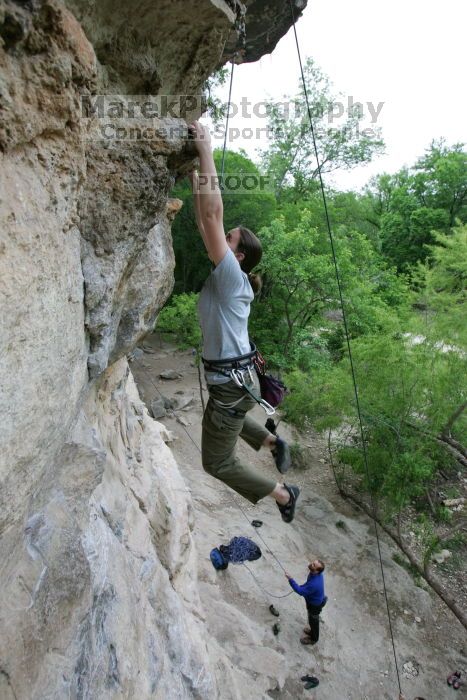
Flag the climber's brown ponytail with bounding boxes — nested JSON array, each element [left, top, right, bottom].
[[247, 272, 263, 295], [237, 225, 263, 296]]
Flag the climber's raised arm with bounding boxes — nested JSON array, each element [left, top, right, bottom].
[[188, 169, 209, 249], [189, 120, 227, 265]]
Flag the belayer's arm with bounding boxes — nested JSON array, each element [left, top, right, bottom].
[[287, 578, 309, 596]]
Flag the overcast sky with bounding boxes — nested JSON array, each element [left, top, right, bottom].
[[209, 0, 466, 191]]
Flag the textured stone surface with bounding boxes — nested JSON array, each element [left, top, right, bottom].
[[0, 0, 94, 535], [0, 361, 219, 699], [59, 0, 307, 91], [224, 0, 307, 63], [0, 0, 308, 697], [1, 0, 307, 378], [62, 0, 236, 95]]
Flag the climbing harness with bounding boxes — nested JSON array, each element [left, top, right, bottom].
[[202, 342, 276, 415], [286, 0, 402, 692]]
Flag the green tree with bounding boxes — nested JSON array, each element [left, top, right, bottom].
[[412, 140, 467, 226], [283, 225, 466, 510], [366, 141, 466, 270], [202, 67, 230, 125], [260, 58, 385, 200], [156, 293, 202, 349], [250, 209, 407, 369]]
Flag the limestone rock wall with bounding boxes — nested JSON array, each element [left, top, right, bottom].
[[0, 0, 94, 539], [1, 360, 221, 699], [0, 0, 307, 696]]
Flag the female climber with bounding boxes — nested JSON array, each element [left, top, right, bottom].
[[187, 119, 300, 522]]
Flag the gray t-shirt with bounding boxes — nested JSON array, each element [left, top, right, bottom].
[[198, 248, 254, 385]]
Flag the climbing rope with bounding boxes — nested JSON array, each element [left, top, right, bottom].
[[286, 0, 402, 692], [242, 562, 293, 600], [219, 57, 235, 190]]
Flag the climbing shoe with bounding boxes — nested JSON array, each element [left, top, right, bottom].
[[276, 484, 300, 523], [272, 436, 291, 474], [300, 635, 316, 645], [272, 622, 281, 635], [304, 677, 319, 689]]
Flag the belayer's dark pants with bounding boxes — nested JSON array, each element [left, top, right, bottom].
[[306, 597, 327, 644]]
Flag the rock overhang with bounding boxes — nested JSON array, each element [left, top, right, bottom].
[[61, 0, 308, 95]]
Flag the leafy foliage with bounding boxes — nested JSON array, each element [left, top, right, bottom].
[[155, 293, 201, 349], [202, 67, 230, 125], [259, 57, 385, 200], [249, 210, 407, 369], [282, 235, 466, 511], [365, 140, 466, 270]]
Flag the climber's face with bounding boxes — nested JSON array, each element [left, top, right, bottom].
[[225, 227, 241, 252], [226, 228, 245, 263]]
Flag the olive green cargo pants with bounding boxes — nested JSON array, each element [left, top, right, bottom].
[[201, 371, 277, 504]]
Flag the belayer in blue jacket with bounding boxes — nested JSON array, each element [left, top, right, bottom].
[[285, 559, 327, 645]]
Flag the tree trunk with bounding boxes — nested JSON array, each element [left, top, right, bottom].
[[441, 400, 466, 438], [339, 489, 467, 630]]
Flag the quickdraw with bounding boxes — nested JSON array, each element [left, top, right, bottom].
[[228, 366, 276, 416]]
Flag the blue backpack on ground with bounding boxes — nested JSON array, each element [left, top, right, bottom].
[[210, 547, 229, 570]]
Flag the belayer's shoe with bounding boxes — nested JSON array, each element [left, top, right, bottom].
[[276, 484, 300, 523], [269, 604, 280, 617], [272, 436, 291, 474]]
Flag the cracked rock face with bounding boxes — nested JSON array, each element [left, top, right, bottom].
[[1, 361, 219, 699], [0, 0, 307, 696]]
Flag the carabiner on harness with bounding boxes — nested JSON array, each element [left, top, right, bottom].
[[228, 368, 276, 416], [230, 368, 246, 387]]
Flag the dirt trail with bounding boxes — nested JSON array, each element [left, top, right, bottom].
[[130, 333, 467, 700]]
